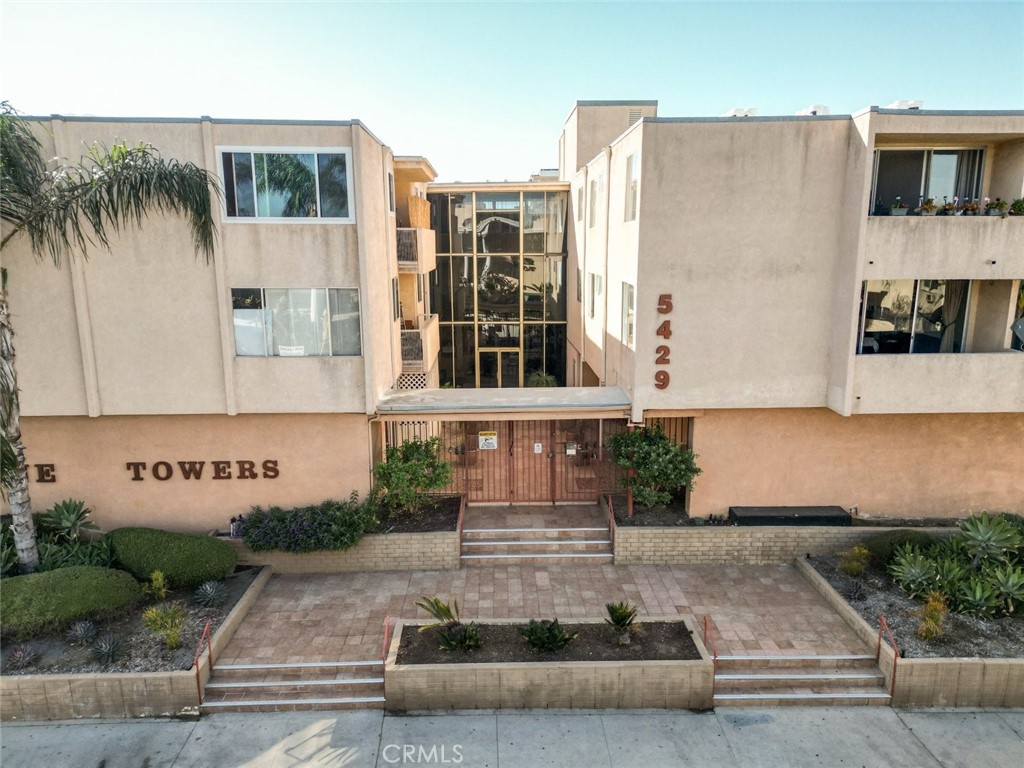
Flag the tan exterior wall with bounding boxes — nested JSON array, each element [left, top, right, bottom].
[[560, 102, 658, 181], [17, 413, 371, 532], [686, 408, 1023, 519], [226, 531, 459, 572]]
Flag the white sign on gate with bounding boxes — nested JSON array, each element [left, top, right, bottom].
[[478, 431, 498, 450]]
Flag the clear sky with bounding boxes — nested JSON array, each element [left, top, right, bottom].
[[2, 0, 1022, 181]]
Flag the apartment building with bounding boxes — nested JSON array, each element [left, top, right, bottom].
[[5, 102, 1022, 532]]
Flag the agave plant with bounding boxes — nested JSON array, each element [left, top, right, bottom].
[[38, 499, 99, 543], [988, 565, 1024, 615], [192, 580, 229, 608], [91, 634, 124, 664], [889, 546, 936, 598], [933, 558, 968, 601], [65, 619, 99, 647], [4, 643, 39, 670], [436, 621, 483, 652], [957, 577, 1000, 619], [605, 601, 639, 633], [960, 513, 1022, 567]]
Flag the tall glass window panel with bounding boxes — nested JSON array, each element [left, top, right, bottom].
[[545, 257, 567, 321], [522, 257, 547, 321], [255, 153, 318, 218], [438, 326, 455, 386], [475, 192, 519, 211], [873, 151, 925, 213], [478, 324, 519, 348], [328, 288, 361, 356], [231, 288, 269, 355], [524, 325, 545, 383], [912, 280, 968, 353], [266, 288, 329, 356], [501, 352, 520, 389], [479, 351, 499, 388], [317, 154, 350, 218], [523, 192, 546, 253], [450, 194, 474, 253], [546, 192, 567, 254], [621, 282, 636, 348], [545, 326, 567, 386], [223, 154, 256, 218], [860, 280, 915, 353], [927, 150, 983, 203], [451, 256, 475, 321], [477, 256, 520, 321], [453, 326, 476, 388], [476, 211, 520, 254], [433, 256, 453, 322], [429, 193, 450, 253]]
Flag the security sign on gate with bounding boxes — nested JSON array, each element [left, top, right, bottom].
[[478, 431, 498, 450]]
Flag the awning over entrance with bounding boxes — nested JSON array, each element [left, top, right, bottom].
[[376, 386, 632, 421]]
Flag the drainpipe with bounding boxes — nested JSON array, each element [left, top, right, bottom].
[[626, 421, 635, 519]]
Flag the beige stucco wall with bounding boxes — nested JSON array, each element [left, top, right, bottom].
[[990, 138, 1024, 202], [686, 408, 1023, 519], [17, 413, 372, 533], [560, 102, 658, 181]]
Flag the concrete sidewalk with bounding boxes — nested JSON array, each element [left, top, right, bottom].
[[2, 708, 1022, 767]]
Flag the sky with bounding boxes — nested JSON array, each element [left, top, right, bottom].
[[2, 0, 1023, 182]]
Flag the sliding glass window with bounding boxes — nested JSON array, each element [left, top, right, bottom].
[[871, 149, 983, 214], [859, 279, 969, 354]]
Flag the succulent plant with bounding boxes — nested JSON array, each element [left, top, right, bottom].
[[192, 580, 229, 608], [65, 619, 99, 646], [5, 643, 40, 671], [91, 634, 124, 664], [843, 581, 867, 602]]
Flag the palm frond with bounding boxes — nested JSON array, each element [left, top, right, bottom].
[[0, 102, 49, 234]]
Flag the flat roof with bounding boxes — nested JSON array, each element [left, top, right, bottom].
[[376, 386, 632, 420]]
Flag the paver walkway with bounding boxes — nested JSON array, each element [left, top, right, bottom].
[[217, 562, 868, 665]]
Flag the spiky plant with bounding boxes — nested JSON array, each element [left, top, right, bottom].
[[143, 601, 188, 650], [960, 513, 1022, 567], [889, 546, 937, 598], [605, 602, 639, 633], [91, 635, 124, 664], [38, 499, 98, 542], [415, 596, 460, 631], [957, 577, 1000, 619], [989, 565, 1024, 615], [4, 642, 39, 670], [192, 580, 229, 608], [520, 618, 578, 653], [437, 622, 483, 653], [843, 581, 868, 602], [65, 619, 99, 646]]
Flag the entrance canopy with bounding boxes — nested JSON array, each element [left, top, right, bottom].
[[376, 386, 632, 421]]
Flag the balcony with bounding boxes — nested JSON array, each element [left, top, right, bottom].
[[863, 216, 1023, 281], [396, 227, 436, 274], [852, 351, 1024, 414], [400, 313, 440, 373]]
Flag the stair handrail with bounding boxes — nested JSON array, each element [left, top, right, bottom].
[[606, 495, 616, 551], [876, 614, 899, 698], [193, 619, 213, 705], [381, 614, 393, 663], [702, 615, 719, 696]]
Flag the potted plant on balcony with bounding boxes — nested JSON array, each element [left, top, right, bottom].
[[985, 197, 1008, 217], [940, 201, 958, 216], [961, 200, 980, 216], [916, 198, 938, 216], [1009, 198, 1024, 216], [890, 197, 909, 217]]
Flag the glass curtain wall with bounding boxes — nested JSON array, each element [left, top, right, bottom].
[[429, 190, 568, 387]]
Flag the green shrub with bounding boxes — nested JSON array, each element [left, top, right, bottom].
[[414, 596, 482, 653], [916, 591, 948, 641], [0, 566, 142, 639], [889, 545, 937, 598], [608, 426, 701, 509], [241, 493, 377, 553], [193, 580, 229, 608], [605, 602, 638, 633], [142, 571, 170, 601], [1, 524, 18, 578], [34, 535, 115, 572], [520, 618, 578, 653], [863, 529, 937, 571], [838, 545, 870, 577], [109, 528, 237, 589], [142, 601, 187, 649], [373, 438, 453, 517]]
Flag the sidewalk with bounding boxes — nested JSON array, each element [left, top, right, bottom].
[[2, 708, 1021, 767]]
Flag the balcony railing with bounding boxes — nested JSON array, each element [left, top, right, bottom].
[[396, 227, 437, 273], [400, 314, 440, 373]]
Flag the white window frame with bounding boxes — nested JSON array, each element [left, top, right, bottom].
[[869, 147, 985, 213], [217, 146, 356, 224], [231, 287, 362, 357], [624, 153, 639, 222], [388, 171, 396, 214], [621, 282, 635, 349], [857, 279, 972, 355], [589, 273, 603, 319]]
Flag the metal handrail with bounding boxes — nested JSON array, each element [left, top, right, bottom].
[[192, 619, 213, 705], [876, 615, 900, 698], [606, 496, 616, 551], [380, 615, 393, 700]]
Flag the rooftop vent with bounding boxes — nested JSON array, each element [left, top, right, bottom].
[[885, 100, 924, 110], [721, 108, 758, 117], [628, 108, 643, 126], [797, 104, 830, 116]]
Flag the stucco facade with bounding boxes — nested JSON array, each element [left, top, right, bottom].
[[3, 101, 1022, 531]]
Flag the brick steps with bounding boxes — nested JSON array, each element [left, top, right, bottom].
[[713, 654, 890, 707], [461, 525, 613, 566], [201, 660, 384, 713]]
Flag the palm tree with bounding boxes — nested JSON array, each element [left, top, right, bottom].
[[0, 102, 218, 571]]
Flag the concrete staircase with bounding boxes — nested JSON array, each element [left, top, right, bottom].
[[460, 523, 613, 566], [713, 654, 891, 707], [200, 660, 385, 713]]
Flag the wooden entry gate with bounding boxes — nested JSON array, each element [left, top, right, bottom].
[[385, 419, 627, 504]]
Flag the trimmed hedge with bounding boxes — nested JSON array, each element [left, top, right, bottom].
[[240, 494, 377, 553], [109, 527, 237, 589], [863, 529, 938, 571], [1, 566, 142, 639]]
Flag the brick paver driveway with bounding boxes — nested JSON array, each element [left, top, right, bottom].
[[217, 563, 869, 664]]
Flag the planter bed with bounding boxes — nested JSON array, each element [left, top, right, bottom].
[[797, 558, 1024, 708], [384, 616, 713, 711], [1, 566, 271, 720]]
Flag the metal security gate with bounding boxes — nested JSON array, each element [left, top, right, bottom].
[[385, 419, 626, 504]]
